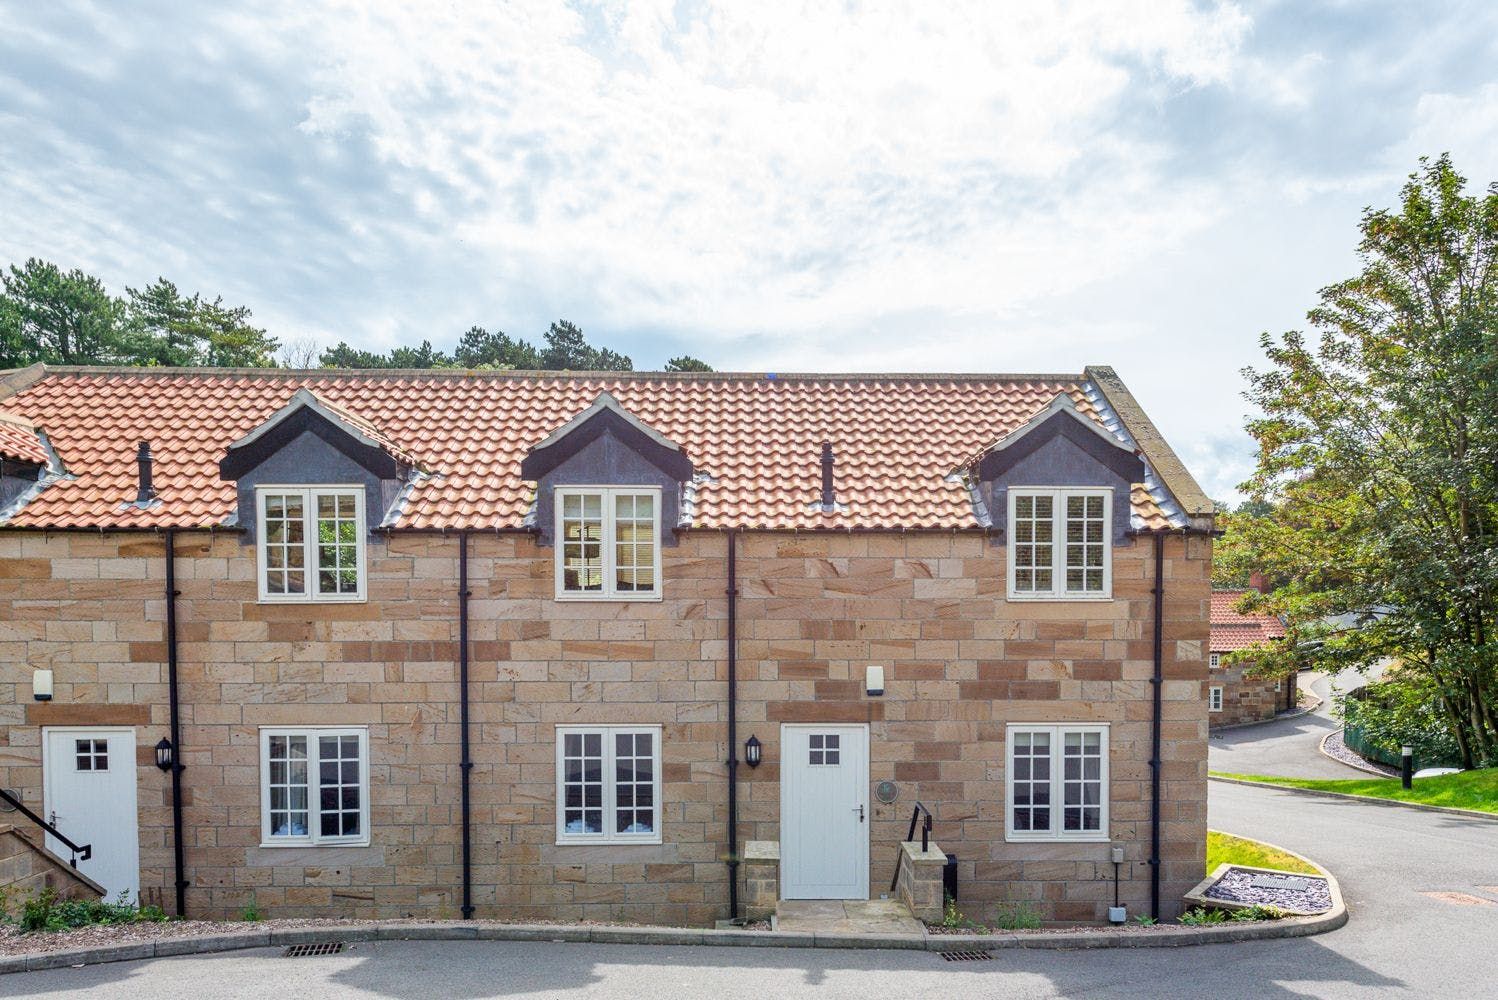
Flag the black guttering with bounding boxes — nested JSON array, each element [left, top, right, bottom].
[[164, 528, 188, 917], [1149, 531, 1164, 921], [458, 531, 475, 919], [724, 528, 740, 921]]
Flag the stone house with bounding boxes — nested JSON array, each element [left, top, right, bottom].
[[0, 363, 1213, 927], [1209, 588, 1294, 728]]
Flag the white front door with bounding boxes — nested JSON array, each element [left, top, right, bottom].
[[43, 728, 140, 901], [780, 724, 869, 899]]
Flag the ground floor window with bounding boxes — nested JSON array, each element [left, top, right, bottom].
[[555, 725, 662, 845], [1005, 724, 1109, 841], [259, 727, 370, 847], [1209, 686, 1224, 712]]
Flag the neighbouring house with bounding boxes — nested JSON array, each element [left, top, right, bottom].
[[0, 363, 1213, 927], [1209, 586, 1293, 728]]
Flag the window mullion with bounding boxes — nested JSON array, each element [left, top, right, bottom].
[[303, 488, 318, 599], [1050, 726, 1064, 839], [1049, 490, 1063, 598], [602, 490, 617, 600], [602, 726, 617, 841], [308, 731, 322, 845]]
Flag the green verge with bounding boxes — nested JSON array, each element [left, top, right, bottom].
[[1205, 830, 1318, 877], [1210, 768, 1498, 814]]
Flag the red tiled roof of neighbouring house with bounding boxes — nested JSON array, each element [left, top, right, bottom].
[[0, 409, 50, 467], [0, 364, 1202, 532], [1211, 589, 1287, 652]]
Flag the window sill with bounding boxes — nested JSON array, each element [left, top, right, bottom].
[[256, 594, 368, 605], [1005, 594, 1113, 603], [1004, 833, 1110, 844], [555, 835, 663, 847], [259, 838, 371, 849], [553, 593, 663, 604]]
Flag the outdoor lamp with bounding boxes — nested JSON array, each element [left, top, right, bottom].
[[155, 738, 174, 772], [744, 735, 762, 768]]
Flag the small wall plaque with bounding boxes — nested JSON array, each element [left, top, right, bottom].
[[875, 780, 898, 804]]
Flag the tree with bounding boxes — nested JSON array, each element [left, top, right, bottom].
[[453, 326, 541, 369], [125, 278, 278, 367], [279, 336, 322, 369], [540, 320, 632, 371], [0, 258, 131, 365], [664, 355, 713, 372], [1235, 155, 1498, 767], [386, 339, 450, 369], [319, 341, 393, 369]]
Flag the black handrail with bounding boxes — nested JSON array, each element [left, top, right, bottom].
[[0, 788, 92, 867], [889, 801, 933, 891]]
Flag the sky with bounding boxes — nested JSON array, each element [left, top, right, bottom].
[[2, 1, 1496, 502]]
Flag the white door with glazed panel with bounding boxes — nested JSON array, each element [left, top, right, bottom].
[[779, 724, 869, 899]]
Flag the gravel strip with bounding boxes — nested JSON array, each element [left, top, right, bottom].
[[1322, 730, 1400, 776], [0, 916, 673, 958], [1204, 868, 1332, 913]]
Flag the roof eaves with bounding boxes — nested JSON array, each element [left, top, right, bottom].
[[1084, 365, 1210, 527]]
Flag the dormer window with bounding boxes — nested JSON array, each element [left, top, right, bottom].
[[555, 486, 661, 601], [256, 486, 366, 602], [1007, 487, 1111, 600]]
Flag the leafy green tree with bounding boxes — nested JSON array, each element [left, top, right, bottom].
[[387, 339, 451, 369], [664, 355, 713, 372], [1235, 155, 1498, 767], [0, 258, 131, 365], [453, 326, 541, 369], [125, 278, 278, 367], [541, 320, 632, 371], [318, 342, 391, 368]]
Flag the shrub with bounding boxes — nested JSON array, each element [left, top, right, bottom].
[[17, 889, 169, 934], [1231, 904, 1288, 921], [990, 902, 1042, 930], [1179, 906, 1228, 926], [1343, 675, 1465, 768], [239, 901, 264, 922]]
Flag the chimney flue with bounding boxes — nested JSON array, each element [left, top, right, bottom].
[[136, 440, 156, 505], [1248, 570, 1268, 594], [820, 441, 835, 510]]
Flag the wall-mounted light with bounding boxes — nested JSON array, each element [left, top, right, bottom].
[[32, 669, 53, 702], [744, 735, 762, 769], [155, 738, 174, 772], [865, 665, 885, 697]]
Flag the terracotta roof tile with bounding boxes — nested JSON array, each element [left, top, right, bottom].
[[1210, 589, 1287, 652], [0, 409, 49, 467], [0, 367, 1191, 531]]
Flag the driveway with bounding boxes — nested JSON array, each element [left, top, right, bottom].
[[8, 782, 1496, 999], [1208, 667, 1375, 778]]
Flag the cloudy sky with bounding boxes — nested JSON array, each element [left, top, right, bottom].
[[3, 1, 1496, 499]]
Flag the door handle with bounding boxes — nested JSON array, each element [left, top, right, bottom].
[[853, 804, 864, 823]]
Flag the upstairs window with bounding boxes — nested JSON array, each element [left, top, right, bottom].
[[554, 487, 662, 601], [1209, 653, 1222, 669], [1007, 488, 1111, 600], [256, 487, 366, 602]]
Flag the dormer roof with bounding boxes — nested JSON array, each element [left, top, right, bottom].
[[219, 387, 425, 481], [519, 391, 694, 483]]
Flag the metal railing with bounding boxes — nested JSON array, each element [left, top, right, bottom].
[[889, 801, 933, 891], [0, 788, 92, 868]]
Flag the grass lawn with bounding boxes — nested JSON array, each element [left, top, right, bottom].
[[1206, 830, 1319, 876], [1210, 768, 1498, 814]]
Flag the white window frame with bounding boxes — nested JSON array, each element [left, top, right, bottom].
[[1209, 653, 1222, 669], [1005, 723, 1110, 843], [255, 485, 367, 603], [1209, 686, 1224, 712], [258, 726, 370, 848], [553, 486, 663, 602], [1005, 487, 1113, 601], [554, 724, 663, 845]]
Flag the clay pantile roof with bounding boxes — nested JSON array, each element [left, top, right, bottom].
[[0, 366, 1198, 532], [0, 410, 49, 467], [1211, 589, 1287, 652]]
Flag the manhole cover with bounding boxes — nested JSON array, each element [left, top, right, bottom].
[[1247, 875, 1311, 892], [938, 950, 993, 962], [284, 941, 346, 957]]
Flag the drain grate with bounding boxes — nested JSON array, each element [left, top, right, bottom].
[[938, 949, 993, 962], [284, 941, 346, 958]]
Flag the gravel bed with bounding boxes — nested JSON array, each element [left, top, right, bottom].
[[1204, 868, 1332, 913], [0, 915, 666, 958], [1323, 730, 1400, 776], [928, 922, 1156, 936]]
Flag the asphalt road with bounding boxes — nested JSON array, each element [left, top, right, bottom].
[[1208, 668, 1376, 779], [7, 781, 1496, 999]]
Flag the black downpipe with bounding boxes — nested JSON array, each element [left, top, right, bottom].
[[725, 529, 740, 921], [459, 531, 475, 919], [164, 528, 187, 917], [1149, 531, 1164, 921]]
